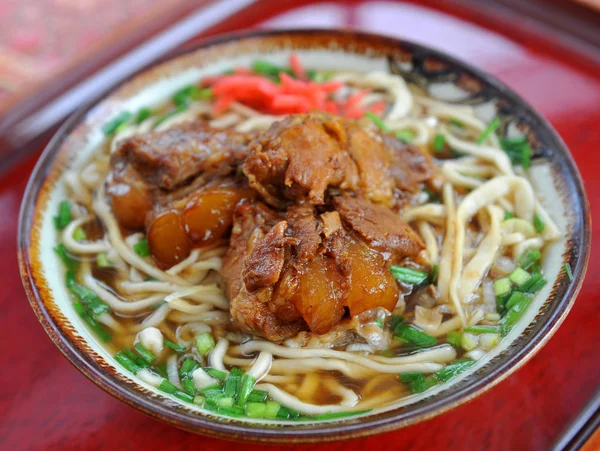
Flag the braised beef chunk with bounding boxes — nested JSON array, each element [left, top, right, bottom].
[[243, 113, 438, 208], [243, 114, 358, 207], [113, 121, 251, 190], [106, 112, 432, 339], [146, 179, 254, 269], [333, 194, 424, 260], [106, 163, 153, 230], [224, 201, 306, 342], [243, 220, 290, 291]]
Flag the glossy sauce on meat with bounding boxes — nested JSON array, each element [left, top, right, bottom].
[[107, 113, 437, 340]]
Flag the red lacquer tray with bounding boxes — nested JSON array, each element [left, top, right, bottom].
[[2, 1, 599, 449]]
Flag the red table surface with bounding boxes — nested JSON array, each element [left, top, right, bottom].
[[2, 1, 599, 450]]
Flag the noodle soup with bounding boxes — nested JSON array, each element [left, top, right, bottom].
[[50, 52, 561, 421]]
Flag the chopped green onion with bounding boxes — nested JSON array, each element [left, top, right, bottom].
[[501, 137, 532, 169], [164, 339, 186, 352], [312, 410, 372, 421], [564, 263, 573, 281], [509, 267, 532, 287], [53, 200, 72, 230], [133, 238, 151, 257], [200, 385, 224, 398], [464, 325, 500, 334], [394, 324, 437, 348], [181, 377, 196, 396], [494, 277, 511, 297], [217, 397, 234, 408], [460, 333, 478, 351], [122, 348, 148, 368], [375, 318, 384, 328], [504, 211, 514, 220], [534, 213, 545, 234], [158, 379, 193, 402], [73, 301, 111, 342], [264, 401, 281, 419], [153, 362, 168, 379], [73, 227, 86, 241], [53, 244, 79, 271], [193, 396, 205, 406], [499, 293, 531, 336], [134, 342, 156, 364], [114, 350, 141, 374], [196, 333, 216, 356], [390, 266, 429, 285], [196, 87, 213, 100], [433, 133, 445, 152], [180, 359, 199, 378], [96, 253, 111, 268], [277, 406, 302, 420], [450, 119, 464, 128], [518, 249, 541, 270], [311, 69, 335, 83], [423, 188, 440, 203], [246, 402, 267, 418], [205, 368, 227, 381], [431, 264, 439, 285], [172, 85, 200, 106], [434, 359, 476, 382], [223, 367, 243, 399], [399, 372, 427, 394], [396, 129, 414, 143], [446, 331, 463, 347], [237, 374, 256, 406], [135, 108, 152, 124], [217, 405, 246, 417], [505, 291, 530, 311], [389, 314, 404, 332], [365, 111, 389, 132], [519, 273, 547, 293], [247, 389, 269, 403], [477, 117, 500, 144], [252, 60, 291, 80], [154, 104, 188, 127], [66, 270, 110, 315], [103, 111, 132, 135]]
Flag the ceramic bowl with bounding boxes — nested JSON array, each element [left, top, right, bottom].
[[18, 29, 591, 443]]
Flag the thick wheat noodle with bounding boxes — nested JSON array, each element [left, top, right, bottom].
[[442, 130, 513, 175], [256, 383, 367, 416], [322, 377, 359, 407], [246, 352, 273, 382], [80, 263, 166, 312], [401, 204, 446, 224], [236, 115, 279, 132], [96, 312, 125, 333], [448, 176, 535, 324], [294, 373, 319, 401], [209, 338, 229, 372], [167, 298, 213, 314], [93, 185, 192, 285], [240, 341, 444, 373], [267, 358, 373, 378], [166, 250, 201, 275], [175, 322, 211, 347], [513, 237, 545, 260], [119, 281, 228, 310], [428, 106, 500, 147], [168, 310, 229, 324], [333, 71, 412, 120], [367, 345, 457, 364], [134, 303, 170, 331], [413, 94, 475, 114], [437, 183, 463, 325], [62, 216, 109, 254], [441, 163, 485, 188], [502, 233, 526, 247], [458, 206, 503, 303], [417, 221, 439, 264], [385, 118, 431, 145]]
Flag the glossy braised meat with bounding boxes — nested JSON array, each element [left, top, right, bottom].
[[243, 113, 438, 208], [223, 199, 406, 341], [333, 194, 425, 261], [107, 121, 252, 229]]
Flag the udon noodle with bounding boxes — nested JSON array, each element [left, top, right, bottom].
[[53, 54, 559, 420]]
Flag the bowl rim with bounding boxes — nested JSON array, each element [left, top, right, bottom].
[[18, 28, 591, 443]]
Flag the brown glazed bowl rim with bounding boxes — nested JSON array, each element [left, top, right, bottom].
[[18, 29, 591, 443]]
